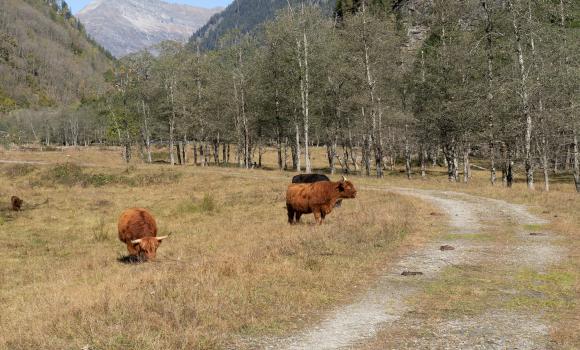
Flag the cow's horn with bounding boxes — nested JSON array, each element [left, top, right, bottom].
[[342, 176, 347, 182], [131, 239, 142, 244], [156, 236, 168, 241]]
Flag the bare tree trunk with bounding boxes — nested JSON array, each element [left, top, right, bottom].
[[432, 148, 437, 167], [176, 142, 182, 165], [463, 144, 471, 183], [283, 137, 288, 170], [346, 116, 358, 172], [503, 144, 514, 187], [277, 130, 283, 170], [420, 145, 427, 178], [303, 31, 311, 173], [361, 2, 382, 178], [199, 144, 205, 167], [193, 141, 198, 166], [226, 144, 231, 164], [327, 134, 337, 175], [508, 0, 534, 190], [483, 0, 496, 185], [167, 80, 177, 166], [573, 131, 580, 193], [204, 142, 210, 166], [405, 124, 411, 179], [182, 135, 187, 165], [443, 141, 457, 182], [297, 27, 311, 173], [539, 139, 550, 192], [565, 145, 571, 170], [294, 116, 301, 172], [507, 156, 514, 188], [361, 107, 372, 176], [140, 100, 152, 164]]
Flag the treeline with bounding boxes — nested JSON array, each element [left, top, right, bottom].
[[7, 0, 580, 192]]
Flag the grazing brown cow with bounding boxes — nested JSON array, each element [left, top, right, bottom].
[[11, 196, 23, 211], [286, 176, 357, 225], [117, 208, 167, 261]]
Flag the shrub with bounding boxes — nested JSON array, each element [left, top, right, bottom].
[[42, 163, 85, 186], [3, 164, 37, 177], [92, 217, 109, 242], [178, 194, 218, 214], [36, 164, 181, 188]]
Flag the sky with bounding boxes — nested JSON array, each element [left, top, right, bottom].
[[68, 0, 233, 14]]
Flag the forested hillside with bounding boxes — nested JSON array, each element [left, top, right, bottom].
[[0, 0, 112, 113], [190, 0, 336, 50]]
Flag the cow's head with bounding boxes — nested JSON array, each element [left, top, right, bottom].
[[337, 176, 357, 198], [131, 236, 168, 260]]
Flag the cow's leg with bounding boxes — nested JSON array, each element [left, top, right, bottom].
[[287, 206, 295, 224], [295, 212, 302, 223], [313, 211, 323, 225], [126, 242, 139, 256]]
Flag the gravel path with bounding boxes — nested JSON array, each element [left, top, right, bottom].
[[265, 186, 562, 350]]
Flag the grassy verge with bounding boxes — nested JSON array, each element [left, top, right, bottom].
[[356, 170, 579, 348]]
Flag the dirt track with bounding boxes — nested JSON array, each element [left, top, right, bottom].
[[265, 187, 562, 350]]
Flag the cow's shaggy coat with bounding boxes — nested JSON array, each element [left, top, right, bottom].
[[286, 178, 357, 224], [117, 208, 167, 260]]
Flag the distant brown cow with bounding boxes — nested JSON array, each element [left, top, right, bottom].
[[11, 196, 23, 211], [286, 176, 357, 225], [117, 208, 167, 261]]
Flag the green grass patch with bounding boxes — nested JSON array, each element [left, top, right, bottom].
[[523, 223, 545, 232], [505, 268, 576, 310], [419, 264, 502, 316]]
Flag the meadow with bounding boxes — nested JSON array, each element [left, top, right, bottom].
[[0, 146, 439, 349], [0, 145, 577, 349]]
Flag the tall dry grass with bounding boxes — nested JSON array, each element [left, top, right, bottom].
[[0, 159, 438, 349]]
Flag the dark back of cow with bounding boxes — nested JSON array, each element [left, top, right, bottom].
[[292, 173, 330, 184]]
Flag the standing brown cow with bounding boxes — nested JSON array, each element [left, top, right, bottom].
[[286, 176, 357, 225], [118, 208, 167, 261], [11, 196, 23, 211]]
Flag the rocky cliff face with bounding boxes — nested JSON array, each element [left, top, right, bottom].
[[78, 0, 222, 57]]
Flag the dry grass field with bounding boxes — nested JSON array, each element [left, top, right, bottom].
[[0, 146, 440, 349], [0, 145, 578, 349]]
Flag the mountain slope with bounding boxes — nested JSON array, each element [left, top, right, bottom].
[[0, 0, 112, 113], [190, 0, 336, 50], [78, 0, 223, 57]]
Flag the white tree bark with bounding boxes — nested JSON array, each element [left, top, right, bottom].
[[168, 79, 176, 166], [483, 0, 496, 185], [508, 0, 534, 189], [296, 27, 311, 173], [573, 131, 580, 193], [140, 100, 152, 164]]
